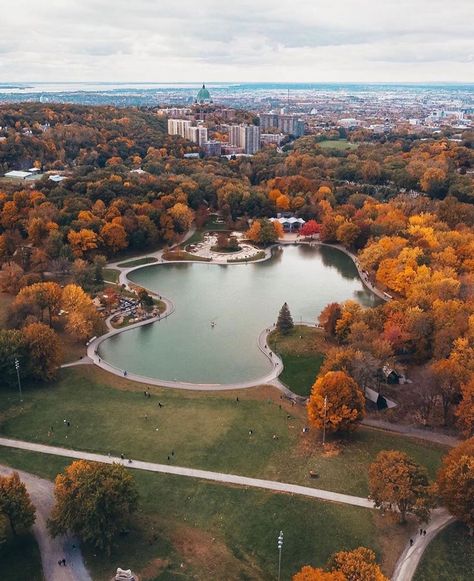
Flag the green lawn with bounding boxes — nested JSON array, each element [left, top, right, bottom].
[[278, 354, 324, 396], [0, 530, 43, 581], [0, 447, 382, 581], [414, 522, 474, 581], [317, 139, 358, 150], [103, 268, 120, 283], [117, 257, 158, 268], [0, 367, 446, 498], [269, 326, 326, 395]]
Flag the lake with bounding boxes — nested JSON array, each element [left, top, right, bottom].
[[98, 245, 379, 384]]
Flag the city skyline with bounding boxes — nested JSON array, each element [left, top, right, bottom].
[[1, 0, 473, 83]]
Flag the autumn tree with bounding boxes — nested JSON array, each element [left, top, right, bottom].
[[48, 461, 139, 554], [100, 221, 128, 253], [22, 322, 62, 381], [0, 472, 36, 535], [456, 377, 474, 438], [328, 546, 388, 581], [61, 284, 102, 341], [277, 302, 294, 335], [436, 438, 474, 534], [318, 303, 342, 337], [430, 358, 463, 425], [246, 220, 261, 243], [307, 371, 365, 434], [0, 262, 24, 294], [368, 451, 432, 523], [67, 229, 99, 257], [293, 567, 345, 581], [15, 281, 62, 326], [300, 220, 320, 238]]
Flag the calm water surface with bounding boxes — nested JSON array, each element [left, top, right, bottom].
[[99, 245, 379, 384]]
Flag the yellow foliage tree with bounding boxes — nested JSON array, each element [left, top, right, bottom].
[[67, 229, 99, 257], [328, 547, 388, 581]]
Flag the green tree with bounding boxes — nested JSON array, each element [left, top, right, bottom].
[[0, 329, 28, 387], [0, 472, 36, 536], [48, 461, 139, 554], [23, 322, 62, 381], [277, 302, 294, 335]]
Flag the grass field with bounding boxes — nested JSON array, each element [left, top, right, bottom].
[[103, 268, 120, 283], [317, 139, 358, 151], [0, 446, 402, 581], [414, 522, 474, 581], [117, 257, 159, 268], [269, 326, 327, 395], [0, 367, 446, 498], [0, 530, 44, 581]]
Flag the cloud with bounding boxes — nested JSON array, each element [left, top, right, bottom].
[[0, 0, 472, 82]]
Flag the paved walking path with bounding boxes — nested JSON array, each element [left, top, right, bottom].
[[391, 508, 455, 581], [0, 437, 373, 510], [362, 418, 459, 448], [0, 465, 91, 581]]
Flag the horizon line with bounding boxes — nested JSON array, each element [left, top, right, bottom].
[[2, 80, 474, 86]]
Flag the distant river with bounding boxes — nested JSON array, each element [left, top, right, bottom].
[[98, 245, 380, 384]]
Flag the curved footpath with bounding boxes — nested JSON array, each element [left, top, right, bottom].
[[0, 465, 91, 581], [392, 508, 455, 581], [0, 437, 372, 509]]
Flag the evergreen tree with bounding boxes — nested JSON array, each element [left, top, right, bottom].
[[277, 302, 294, 334]]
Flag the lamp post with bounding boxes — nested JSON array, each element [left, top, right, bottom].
[[277, 530, 284, 581], [14, 358, 23, 402], [322, 395, 328, 447]]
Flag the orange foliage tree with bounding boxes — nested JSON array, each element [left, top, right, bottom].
[[328, 547, 388, 581], [456, 377, 474, 438], [436, 438, 474, 534], [368, 451, 432, 523], [293, 567, 345, 581], [100, 221, 128, 253], [307, 371, 365, 434]]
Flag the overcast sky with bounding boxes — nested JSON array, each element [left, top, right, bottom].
[[2, 0, 473, 83]]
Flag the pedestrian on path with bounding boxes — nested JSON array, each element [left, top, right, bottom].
[[409, 539, 413, 547]]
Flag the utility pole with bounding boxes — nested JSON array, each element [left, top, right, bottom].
[[322, 395, 327, 446], [277, 530, 284, 581], [14, 358, 23, 402]]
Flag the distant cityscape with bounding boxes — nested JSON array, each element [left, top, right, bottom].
[[161, 83, 473, 158]]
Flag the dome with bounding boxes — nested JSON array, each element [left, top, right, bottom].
[[196, 84, 211, 104]]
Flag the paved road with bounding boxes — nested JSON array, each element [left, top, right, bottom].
[[0, 465, 91, 581], [0, 437, 373, 510], [391, 508, 455, 581]]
